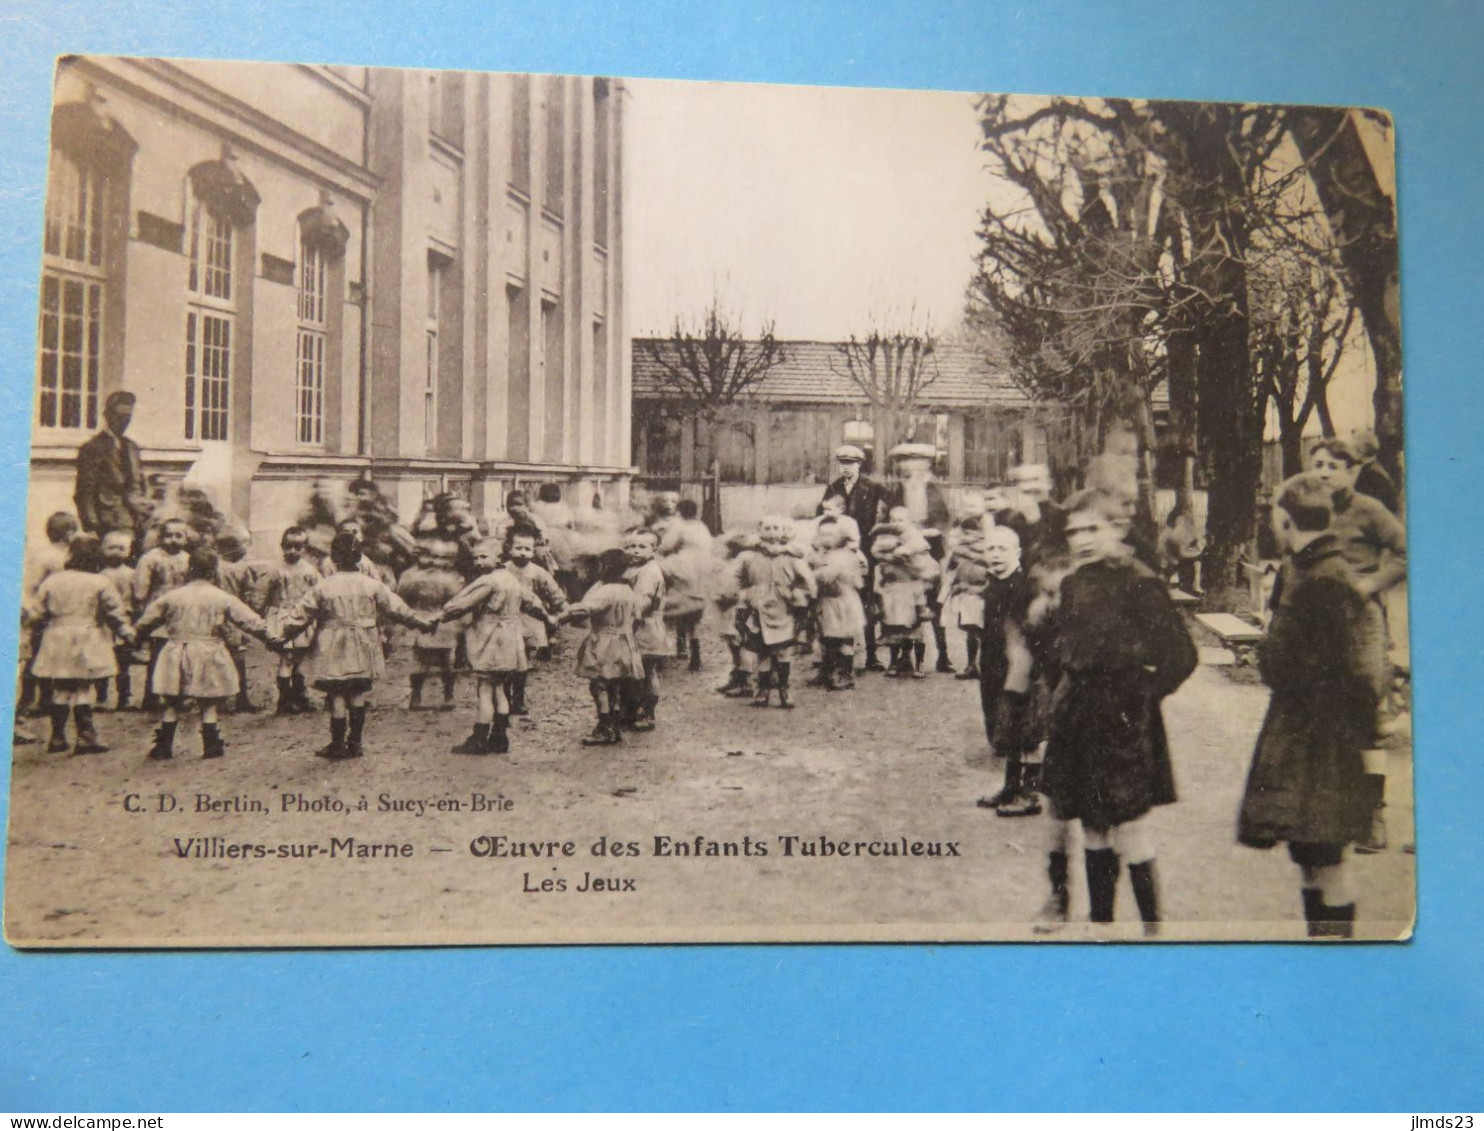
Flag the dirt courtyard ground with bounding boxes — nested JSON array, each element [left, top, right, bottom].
[[3, 624, 1415, 946]]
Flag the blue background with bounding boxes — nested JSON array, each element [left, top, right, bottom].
[[2, 0, 1481, 1112]]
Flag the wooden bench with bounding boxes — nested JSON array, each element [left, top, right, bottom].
[[1195, 612, 1264, 665], [1168, 587, 1201, 608]]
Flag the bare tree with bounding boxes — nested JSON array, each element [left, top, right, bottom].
[[639, 302, 787, 475], [1289, 109, 1402, 485], [1250, 251, 1355, 476], [829, 321, 940, 458]]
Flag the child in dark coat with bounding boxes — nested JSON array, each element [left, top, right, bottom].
[[1038, 487, 1197, 934], [972, 526, 1042, 819], [1238, 473, 1377, 938]]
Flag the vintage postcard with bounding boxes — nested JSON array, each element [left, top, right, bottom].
[[3, 57, 1412, 946]]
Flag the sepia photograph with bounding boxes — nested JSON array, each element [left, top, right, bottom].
[[3, 55, 1412, 947]]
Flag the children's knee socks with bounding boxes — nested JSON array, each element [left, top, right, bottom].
[[1128, 859, 1160, 926], [347, 706, 367, 751], [1085, 848, 1120, 923]]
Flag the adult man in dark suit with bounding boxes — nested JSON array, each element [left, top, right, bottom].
[[818, 444, 889, 670], [74, 390, 148, 540]]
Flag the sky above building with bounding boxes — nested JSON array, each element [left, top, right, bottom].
[[624, 77, 991, 340]]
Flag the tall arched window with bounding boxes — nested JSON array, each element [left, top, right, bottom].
[[183, 152, 259, 443], [296, 237, 328, 445], [38, 149, 106, 431], [295, 199, 349, 447], [38, 92, 135, 432]]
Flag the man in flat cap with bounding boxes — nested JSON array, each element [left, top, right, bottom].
[[74, 390, 149, 541], [819, 444, 890, 669]]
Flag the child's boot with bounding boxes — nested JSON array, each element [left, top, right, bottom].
[[1301, 887, 1325, 936], [346, 705, 367, 757], [581, 716, 611, 746], [452, 723, 492, 754], [114, 668, 133, 711], [716, 669, 746, 695], [1316, 901, 1356, 940], [489, 714, 510, 754], [201, 722, 226, 760], [750, 671, 771, 707], [46, 704, 70, 753], [510, 674, 528, 716], [441, 671, 456, 710], [1032, 850, 1071, 933], [806, 652, 831, 688], [1085, 848, 1120, 923], [978, 759, 1021, 811], [290, 672, 313, 713], [831, 654, 856, 690], [409, 674, 425, 710], [317, 717, 349, 760], [933, 625, 954, 673], [775, 663, 794, 709], [275, 676, 295, 715], [912, 641, 928, 678], [147, 721, 177, 761], [957, 635, 980, 680], [688, 636, 702, 673], [1128, 859, 1161, 937], [73, 706, 108, 755]]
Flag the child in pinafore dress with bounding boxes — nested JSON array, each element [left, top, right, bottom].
[[623, 527, 667, 730], [19, 510, 79, 720], [942, 508, 992, 680], [807, 519, 866, 691], [870, 525, 934, 677], [99, 530, 139, 710], [262, 526, 323, 714], [395, 539, 465, 710], [500, 523, 567, 715], [712, 530, 760, 698], [432, 540, 539, 755], [1036, 487, 1196, 934], [135, 546, 279, 760], [555, 548, 646, 746], [134, 519, 192, 711], [214, 529, 272, 714], [736, 516, 817, 708], [26, 535, 133, 754], [277, 532, 434, 760], [1238, 473, 1377, 938]]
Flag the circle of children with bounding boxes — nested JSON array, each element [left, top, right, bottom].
[[19, 428, 1403, 936]]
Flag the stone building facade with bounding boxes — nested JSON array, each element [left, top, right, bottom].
[[29, 57, 631, 555]]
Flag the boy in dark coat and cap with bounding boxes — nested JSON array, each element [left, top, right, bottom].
[[1238, 473, 1377, 938], [1036, 486, 1197, 934]]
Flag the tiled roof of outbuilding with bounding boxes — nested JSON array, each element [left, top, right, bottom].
[[632, 339, 1033, 408]]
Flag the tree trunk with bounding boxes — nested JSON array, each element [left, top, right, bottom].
[[1180, 107, 1263, 602], [1290, 108, 1403, 485]]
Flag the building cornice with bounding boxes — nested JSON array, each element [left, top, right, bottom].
[[294, 64, 372, 109], [71, 56, 381, 203]]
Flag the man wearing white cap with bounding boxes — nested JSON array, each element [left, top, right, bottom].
[[818, 444, 889, 670]]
